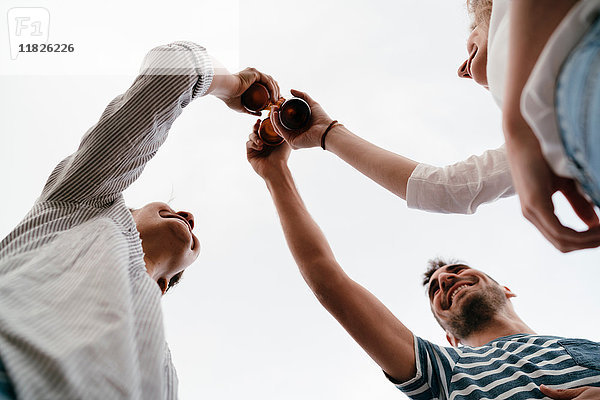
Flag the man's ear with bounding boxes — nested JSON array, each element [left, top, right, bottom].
[[446, 331, 460, 347], [503, 286, 516, 299]]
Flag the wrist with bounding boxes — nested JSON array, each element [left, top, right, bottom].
[[207, 69, 235, 98], [262, 163, 292, 184], [323, 123, 348, 152], [320, 120, 340, 150]]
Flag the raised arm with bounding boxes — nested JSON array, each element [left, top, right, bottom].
[[40, 42, 213, 205], [271, 90, 514, 214], [40, 42, 280, 207], [270, 91, 417, 199], [246, 121, 416, 382]]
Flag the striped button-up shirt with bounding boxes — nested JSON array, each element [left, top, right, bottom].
[[392, 334, 600, 399], [0, 41, 213, 400]]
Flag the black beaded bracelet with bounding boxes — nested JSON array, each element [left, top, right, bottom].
[[321, 120, 339, 150]]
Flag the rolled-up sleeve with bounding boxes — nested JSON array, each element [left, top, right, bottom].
[[406, 145, 515, 214]]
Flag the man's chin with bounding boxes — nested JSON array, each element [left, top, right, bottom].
[[447, 291, 503, 338]]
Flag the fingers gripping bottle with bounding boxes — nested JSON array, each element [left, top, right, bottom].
[[241, 83, 311, 146]]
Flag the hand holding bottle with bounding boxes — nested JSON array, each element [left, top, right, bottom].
[[210, 67, 280, 116], [246, 119, 291, 180], [270, 89, 334, 150], [241, 84, 314, 146]]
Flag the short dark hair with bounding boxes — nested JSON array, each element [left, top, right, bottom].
[[166, 271, 184, 293], [423, 257, 465, 287]]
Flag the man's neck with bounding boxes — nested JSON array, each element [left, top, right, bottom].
[[460, 314, 536, 347]]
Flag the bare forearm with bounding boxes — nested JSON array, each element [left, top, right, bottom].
[[205, 55, 234, 97], [325, 125, 418, 199], [262, 167, 416, 381], [264, 168, 342, 286]]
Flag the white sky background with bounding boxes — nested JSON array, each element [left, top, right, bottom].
[[1, 0, 599, 399]]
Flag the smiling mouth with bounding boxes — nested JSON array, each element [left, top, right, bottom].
[[451, 285, 468, 303], [446, 283, 473, 308]]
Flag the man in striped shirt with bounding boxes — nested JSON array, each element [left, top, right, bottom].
[[0, 42, 279, 399], [246, 136, 600, 400]]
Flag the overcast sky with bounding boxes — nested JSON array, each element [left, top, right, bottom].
[[1, 0, 599, 399]]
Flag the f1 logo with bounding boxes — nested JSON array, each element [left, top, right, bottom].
[[7, 7, 50, 60]]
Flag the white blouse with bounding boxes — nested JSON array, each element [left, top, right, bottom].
[[407, 145, 514, 214]]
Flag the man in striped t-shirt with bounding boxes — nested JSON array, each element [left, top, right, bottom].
[[390, 262, 600, 400], [246, 137, 600, 400], [0, 42, 279, 399]]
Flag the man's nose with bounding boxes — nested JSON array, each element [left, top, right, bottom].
[[438, 272, 456, 291], [458, 58, 471, 79], [177, 211, 195, 230]]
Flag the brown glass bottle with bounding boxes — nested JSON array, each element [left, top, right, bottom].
[[241, 83, 270, 112], [258, 118, 284, 146], [242, 83, 312, 145], [278, 98, 311, 130]]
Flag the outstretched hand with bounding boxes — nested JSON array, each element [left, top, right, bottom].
[[541, 385, 600, 399], [212, 67, 280, 116], [505, 125, 600, 253], [246, 119, 291, 179], [270, 89, 334, 149]]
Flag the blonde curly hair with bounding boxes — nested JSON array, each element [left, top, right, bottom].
[[467, 0, 493, 29]]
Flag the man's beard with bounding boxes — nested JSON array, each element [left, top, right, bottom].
[[446, 285, 506, 339]]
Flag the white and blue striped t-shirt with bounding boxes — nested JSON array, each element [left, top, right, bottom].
[[391, 334, 600, 400]]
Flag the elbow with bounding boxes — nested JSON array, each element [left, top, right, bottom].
[[299, 259, 351, 306]]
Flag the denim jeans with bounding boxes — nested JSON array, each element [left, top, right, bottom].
[[0, 359, 15, 400], [556, 16, 600, 207]]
